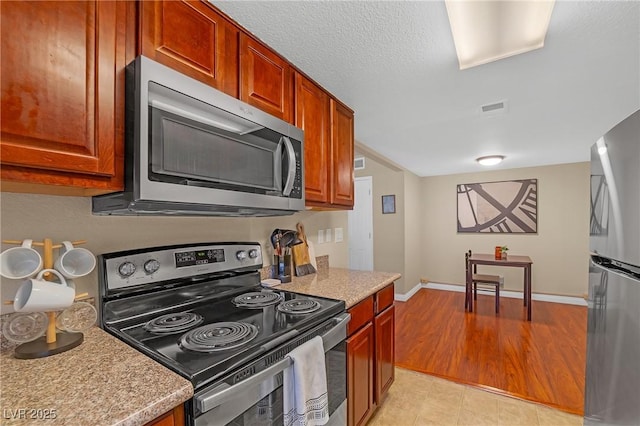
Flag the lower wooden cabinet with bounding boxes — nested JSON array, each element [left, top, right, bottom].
[[144, 404, 184, 426], [347, 322, 376, 426], [375, 305, 395, 402], [346, 283, 395, 426]]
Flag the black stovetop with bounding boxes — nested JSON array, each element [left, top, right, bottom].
[[103, 278, 344, 388]]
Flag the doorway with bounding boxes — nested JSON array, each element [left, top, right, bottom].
[[348, 176, 373, 270]]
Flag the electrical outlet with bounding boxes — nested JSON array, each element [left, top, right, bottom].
[[334, 227, 344, 242], [325, 228, 332, 243], [317, 229, 325, 244]]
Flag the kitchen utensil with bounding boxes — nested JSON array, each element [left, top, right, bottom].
[[2, 312, 48, 343], [270, 229, 300, 250], [54, 241, 96, 278], [292, 223, 316, 276], [13, 269, 75, 313], [0, 239, 43, 279], [56, 301, 97, 332]]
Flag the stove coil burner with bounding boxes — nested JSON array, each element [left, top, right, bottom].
[[179, 322, 259, 353], [144, 312, 204, 334], [277, 299, 321, 315], [232, 292, 283, 309]]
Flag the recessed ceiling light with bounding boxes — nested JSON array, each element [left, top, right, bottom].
[[597, 146, 607, 155], [476, 155, 505, 166], [445, 0, 555, 70]]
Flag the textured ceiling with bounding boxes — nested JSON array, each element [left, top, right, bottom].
[[212, 1, 640, 177]]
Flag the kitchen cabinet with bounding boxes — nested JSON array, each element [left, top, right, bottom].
[[346, 283, 396, 426], [0, 0, 134, 195], [240, 33, 293, 123], [144, 405, 184, 426], [347, 321, 376, 426], [330, 99, 355, 207], [295, 76, 355, 209], [140, 0, 239, 97], [295, 73, 331, 204]]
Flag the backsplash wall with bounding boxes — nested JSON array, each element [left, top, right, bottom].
[[0, 193, 348, 314]]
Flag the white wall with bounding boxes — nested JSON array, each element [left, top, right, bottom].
[[0, 193, 348, 314], [420, 162, 591, 297], [403, 171, 423, 294]]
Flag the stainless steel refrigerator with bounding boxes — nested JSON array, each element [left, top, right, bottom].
[[585, 110, 640, 425]]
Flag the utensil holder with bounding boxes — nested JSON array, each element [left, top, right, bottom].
[[272, 254, 292, 283]]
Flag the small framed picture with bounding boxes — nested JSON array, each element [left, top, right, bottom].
[[382, 195, 396, 214]]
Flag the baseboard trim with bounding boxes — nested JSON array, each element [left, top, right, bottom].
[[396, 282, 587, 306], [394, 283, 422, 302]]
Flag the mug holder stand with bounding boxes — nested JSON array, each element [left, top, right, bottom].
[[14, 332, 84, 359], [2, 237, 89, 359]]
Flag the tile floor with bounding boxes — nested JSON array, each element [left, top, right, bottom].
[[368, 368, 584, 426]]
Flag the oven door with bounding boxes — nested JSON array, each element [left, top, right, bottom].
[[193, 313, 349, 426]]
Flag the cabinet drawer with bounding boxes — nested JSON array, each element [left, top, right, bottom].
[[347, 296, 374, 336], [375, 284, 395, 314]]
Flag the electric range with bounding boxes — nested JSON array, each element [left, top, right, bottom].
[[98, 242, 348, 425]]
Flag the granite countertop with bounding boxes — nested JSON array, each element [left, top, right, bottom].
[[0, 327, 193, 426], [273, 268, 402, 308]]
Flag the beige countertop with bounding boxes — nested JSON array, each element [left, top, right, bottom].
[[273, 268, 401, 308], [0, 327, 193, 426]]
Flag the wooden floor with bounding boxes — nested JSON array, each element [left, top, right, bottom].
[[394, 288, 587, 415]]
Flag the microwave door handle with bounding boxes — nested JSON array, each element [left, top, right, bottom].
[[281, 136, 297, 196]]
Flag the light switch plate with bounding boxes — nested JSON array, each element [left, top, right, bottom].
[[335, 227, 344, 242], [325, 228, 332, 242], [317, 229, 325, 244]]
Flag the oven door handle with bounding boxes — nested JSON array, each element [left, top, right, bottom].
[[196, 312, 350, 413]]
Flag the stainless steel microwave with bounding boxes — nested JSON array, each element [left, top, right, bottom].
[[93, 56, 305, 216]]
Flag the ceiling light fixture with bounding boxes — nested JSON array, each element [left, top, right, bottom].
[[445, 0, 555, 70], [476, 155, 505, 166]]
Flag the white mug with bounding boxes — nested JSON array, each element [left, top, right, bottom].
[[54, 241, 96, 279], [14, 269, 75, 313], [0, 239, 43, 279]]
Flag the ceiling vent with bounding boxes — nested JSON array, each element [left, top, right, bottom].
[[479, 100, 508, 115]]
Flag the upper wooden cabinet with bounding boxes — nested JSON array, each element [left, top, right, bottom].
[[295, 74, 355, 209], [240, 34, 293, 123], [0, 0, 133, 195], [1, 0, 354, 203], [331, 99, 355, 207], [140, 0, 238, 97], [295, 73, 330, 204]]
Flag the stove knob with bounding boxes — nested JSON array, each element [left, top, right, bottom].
[[118, 261, 136, 277], [144, 259, 160, 275], [236, 250, 247, 261], [248, 249, 259, 259]]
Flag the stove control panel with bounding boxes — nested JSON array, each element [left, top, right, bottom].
[[102, 243, 262, 292]]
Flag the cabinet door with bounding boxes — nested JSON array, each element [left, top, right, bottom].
[[347, 322, 375, 426], [375, 305, 395, 403], [330, 99, 355, 207], [140, 0, 238, 97], [1, 1, 128, 193], [240, 34, 293, 122], [295, 73, 330, 204], [144, 405, 184, 426]]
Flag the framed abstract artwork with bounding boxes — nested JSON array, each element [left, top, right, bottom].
[[382, 195, 396, 214], [457, 179, 537, 233]]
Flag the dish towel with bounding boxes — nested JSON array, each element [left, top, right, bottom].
[[283, 335, 329, 426]]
